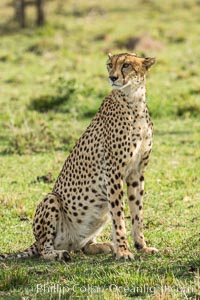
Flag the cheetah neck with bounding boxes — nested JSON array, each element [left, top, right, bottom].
[[121, 82, 147, 113]]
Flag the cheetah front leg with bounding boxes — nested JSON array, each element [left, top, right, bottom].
[[126, 172, 158, 254], [107, 173, 134, 260]]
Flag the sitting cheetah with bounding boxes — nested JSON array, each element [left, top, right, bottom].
[[1, 52, 158, 261]]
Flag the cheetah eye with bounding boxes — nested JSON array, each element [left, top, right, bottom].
[[122, 63, 130, 68], [107, 63, 113, 68]]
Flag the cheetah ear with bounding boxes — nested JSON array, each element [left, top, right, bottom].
[[143, 57, 156, 70], [108, 53, 113, 59]]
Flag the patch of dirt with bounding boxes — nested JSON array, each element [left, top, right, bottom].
[[36, 172, 53, 183], [115, 35, 164, 52], [94, 33, 110, 41], [19, 216, 30, 222]]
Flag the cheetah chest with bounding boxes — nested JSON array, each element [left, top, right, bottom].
[[54, 196, 110, 251], [126, 123, 152, 176]]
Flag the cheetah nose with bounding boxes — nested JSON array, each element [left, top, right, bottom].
[[109, 76, 118, 82]]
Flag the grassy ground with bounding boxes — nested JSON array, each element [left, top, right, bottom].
[[0, 0, 200, 299]]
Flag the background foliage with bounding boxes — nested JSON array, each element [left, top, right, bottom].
[[0, 0, 199, 299]]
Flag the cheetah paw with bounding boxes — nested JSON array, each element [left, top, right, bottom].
[[115, 250, 134, 261], [55, 250, 71, 262], [62, 251, 72, 262], [100, 242, 115, 254], [140, 247, 159, 254]]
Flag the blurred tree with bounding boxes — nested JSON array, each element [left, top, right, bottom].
[[14, 0, 45, 27]]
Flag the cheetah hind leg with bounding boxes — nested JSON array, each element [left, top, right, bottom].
[[35, 193, 71, 262], [82, 239, 114, 255]]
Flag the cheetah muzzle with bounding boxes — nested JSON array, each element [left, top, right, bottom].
[[0, 52, 159, 262]]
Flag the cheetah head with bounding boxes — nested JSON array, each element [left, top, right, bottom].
[[107, 52, 155, 90]]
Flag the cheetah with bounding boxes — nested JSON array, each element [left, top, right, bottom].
[[1, 52, 159, 261]]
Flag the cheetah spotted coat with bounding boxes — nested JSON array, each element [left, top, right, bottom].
[[1, 53, 158, 261]]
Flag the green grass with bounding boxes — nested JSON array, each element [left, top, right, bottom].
[[0, 0, 200, 299]]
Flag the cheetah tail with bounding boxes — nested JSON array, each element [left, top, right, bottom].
[[0, 242, 39, 260]]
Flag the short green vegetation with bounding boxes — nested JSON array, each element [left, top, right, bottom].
[[0, 0, 199, 299]]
